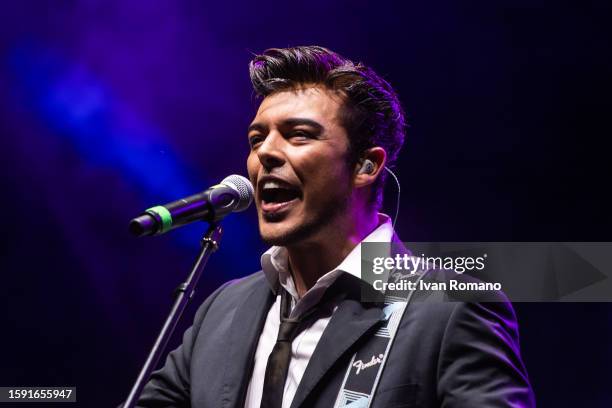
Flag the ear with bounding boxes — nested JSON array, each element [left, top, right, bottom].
[[353, 147, 387, 188]]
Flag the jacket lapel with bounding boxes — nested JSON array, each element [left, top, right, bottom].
[[290, 275, 385, 408], [220, 276, 276, 408]]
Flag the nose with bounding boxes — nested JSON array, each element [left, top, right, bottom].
[[257, 132, 286, 170]]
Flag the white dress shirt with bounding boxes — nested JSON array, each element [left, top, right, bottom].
[[244, 214, 394, 408]]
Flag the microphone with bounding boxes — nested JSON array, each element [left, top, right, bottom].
[[129, 174, 254, 237]]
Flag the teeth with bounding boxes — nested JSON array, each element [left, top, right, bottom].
[[262, 181, 285, 190]]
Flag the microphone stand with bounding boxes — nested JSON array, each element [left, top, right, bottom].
[[123, 222, 223, 408]]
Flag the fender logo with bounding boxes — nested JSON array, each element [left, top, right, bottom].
[[352, 354, 384, 375]]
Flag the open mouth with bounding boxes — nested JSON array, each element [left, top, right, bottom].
[[258, 179, 302, 217]]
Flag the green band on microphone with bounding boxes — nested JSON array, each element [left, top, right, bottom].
[[145, 206, 173, 233]]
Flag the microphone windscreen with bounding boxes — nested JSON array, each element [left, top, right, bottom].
[[222, 174, 254, 212]]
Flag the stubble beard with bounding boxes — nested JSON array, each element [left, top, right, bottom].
[[260, 191, 351, 247]]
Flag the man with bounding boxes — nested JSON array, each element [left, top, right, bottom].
[[134, 46, 534, 407]]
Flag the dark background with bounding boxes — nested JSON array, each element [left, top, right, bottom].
[[1, 1, 610, 406]]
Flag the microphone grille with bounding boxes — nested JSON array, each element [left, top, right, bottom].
[[222, 174, 254, 212]]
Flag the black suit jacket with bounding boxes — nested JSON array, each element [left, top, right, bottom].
[[133, 267, 535, 407]]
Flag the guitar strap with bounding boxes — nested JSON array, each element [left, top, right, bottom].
[[332, 268, 430, 408]]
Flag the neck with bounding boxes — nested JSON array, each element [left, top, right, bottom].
[[286, 210, 380, 298]]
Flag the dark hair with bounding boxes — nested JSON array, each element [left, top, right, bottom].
[[249, 46, 406, 209]]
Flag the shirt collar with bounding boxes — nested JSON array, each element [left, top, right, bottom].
[[261, 213, 395, 298]]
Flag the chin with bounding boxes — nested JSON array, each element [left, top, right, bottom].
[[258, 215, 327, 247], [259, 222, 300, 246]]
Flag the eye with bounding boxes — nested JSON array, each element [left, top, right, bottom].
[[249, 134, 264, 148], [291, 130, 312, 140]]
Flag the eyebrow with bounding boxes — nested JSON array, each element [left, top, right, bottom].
[[247, 118, 324, 133]]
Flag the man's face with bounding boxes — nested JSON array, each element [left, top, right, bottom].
[[247, 86, 354, 246]]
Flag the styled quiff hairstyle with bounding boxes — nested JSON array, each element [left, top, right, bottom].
[[249, 46, 405, 209]]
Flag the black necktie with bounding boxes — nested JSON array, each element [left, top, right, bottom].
[[260, 288, 309, 408]]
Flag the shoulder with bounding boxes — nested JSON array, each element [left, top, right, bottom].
[[218, 269, 268, 295], [400, 267, 518, 341], [191, 270, 269, 323]]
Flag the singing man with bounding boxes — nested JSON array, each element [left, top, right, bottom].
[[133, 46, 535, 407]]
